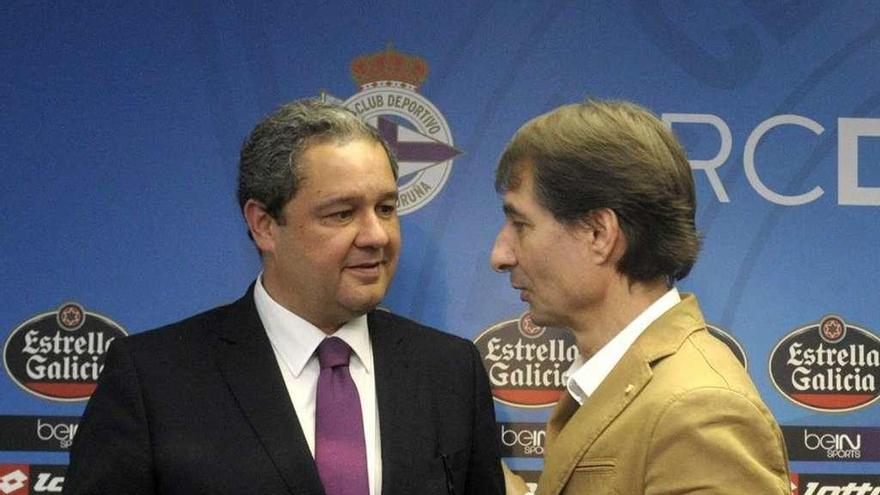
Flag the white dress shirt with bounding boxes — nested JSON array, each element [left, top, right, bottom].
[[254, 276, 382, 495], [565, 288, 681, 404]]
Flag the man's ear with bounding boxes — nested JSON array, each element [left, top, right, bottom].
[[584, 208, 624, 264], [243, 199, 277, 255]]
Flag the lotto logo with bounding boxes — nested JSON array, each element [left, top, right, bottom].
[[30, 472, 63, 493], [0, 465, 66, 495], [0, 465, 28, 495], [792, 473, 880, 495], [801, 481, 878, 494]]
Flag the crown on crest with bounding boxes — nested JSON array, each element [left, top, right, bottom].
[[350, 43, 429, 91]]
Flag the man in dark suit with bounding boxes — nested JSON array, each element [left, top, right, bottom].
[[64, 99, 503, 495]]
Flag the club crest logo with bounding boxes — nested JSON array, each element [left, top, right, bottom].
[[4, 302, 127, 401], [769, 315, 880, 412], [321, 44, 461, 215]]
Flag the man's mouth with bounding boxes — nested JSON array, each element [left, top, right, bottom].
[[345, 261, 384, 279]]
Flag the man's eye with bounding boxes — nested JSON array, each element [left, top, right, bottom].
[[378, 203, 397, 216], [329, 210, 353, 221]]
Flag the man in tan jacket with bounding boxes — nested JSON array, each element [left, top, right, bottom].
[[493, 99, 790, 494]]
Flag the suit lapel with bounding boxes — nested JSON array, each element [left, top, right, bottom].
[[213, 288, 325, 495], [537, 294, 706, 495], [368, 311, 422, 495], [538, 351, 652, 495], [545, 392, 579, 449]]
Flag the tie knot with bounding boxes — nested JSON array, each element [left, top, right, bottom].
[[317, 337, 352, 369]]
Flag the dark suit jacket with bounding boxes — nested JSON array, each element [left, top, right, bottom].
[[64, 287, 503, 495]]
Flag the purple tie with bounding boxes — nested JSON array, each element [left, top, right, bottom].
[[315, 337, 369, 495]]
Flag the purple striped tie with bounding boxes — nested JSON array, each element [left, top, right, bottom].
[[315, 337, 369, 495]]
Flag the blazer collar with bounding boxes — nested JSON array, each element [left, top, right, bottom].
[[538, 294, 706, 495], [367, 310, 424, 495], [213, 285, 325, 495], [213, 293, 427, 495], [632, 293, 706, 364]]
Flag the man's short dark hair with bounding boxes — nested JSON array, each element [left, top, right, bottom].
[[238, 98, 398, 222], [495, 98, 701, 283]]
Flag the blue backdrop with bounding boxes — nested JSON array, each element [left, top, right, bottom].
[[3, 1, 879, 491]]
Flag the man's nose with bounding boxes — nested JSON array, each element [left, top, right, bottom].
[[355, 211, 393, 247], [490, 225, 515, 272]]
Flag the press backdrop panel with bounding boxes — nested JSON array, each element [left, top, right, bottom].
[[3, 1, 879, 491]]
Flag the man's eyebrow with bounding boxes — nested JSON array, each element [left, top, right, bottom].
[[314, 194, 358, 210], [502, 203, 521, 217], [314, 190, 399, 210]]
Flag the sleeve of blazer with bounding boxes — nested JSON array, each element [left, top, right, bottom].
[[644, 387, 790, 494], [463, 342, 504, 495], [64, 338, 157, 495]]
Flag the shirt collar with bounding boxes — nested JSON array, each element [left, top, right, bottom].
[[254, 274, 374, 377], [566, 287, 681, 404]]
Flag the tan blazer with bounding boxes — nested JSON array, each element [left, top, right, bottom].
[[537, 295, 790, 495]]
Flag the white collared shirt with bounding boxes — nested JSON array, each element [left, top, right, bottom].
[[254, 276, 382, 495], [565, 288, 681, 405]]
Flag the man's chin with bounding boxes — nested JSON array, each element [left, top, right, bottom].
[[338, 290, 386, 316]]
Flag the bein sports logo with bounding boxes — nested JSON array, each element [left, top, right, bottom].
[[36, 418, 78, 449], [803, 429, 861, 460], [499, 422, 546, 457], [782, 425, 880, 463]]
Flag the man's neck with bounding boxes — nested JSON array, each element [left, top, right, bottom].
[[259, 273, 346, 334], [570, 277, 671, 359]]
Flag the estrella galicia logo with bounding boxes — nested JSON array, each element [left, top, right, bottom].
[[474, 313, 578, 408], [782, 425, 880, 462], [769, 315, 880, 412], [706, 323, 747, 369], [321, 44, 461, 215], [4, 302, 127, 401]]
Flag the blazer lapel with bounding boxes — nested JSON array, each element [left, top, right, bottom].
[[538, 352, 652, 495], [537, 294, 707, 495], [368, 311, 422, 495], [213, 288, 325, 495], [545, 390, 579, 449]]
